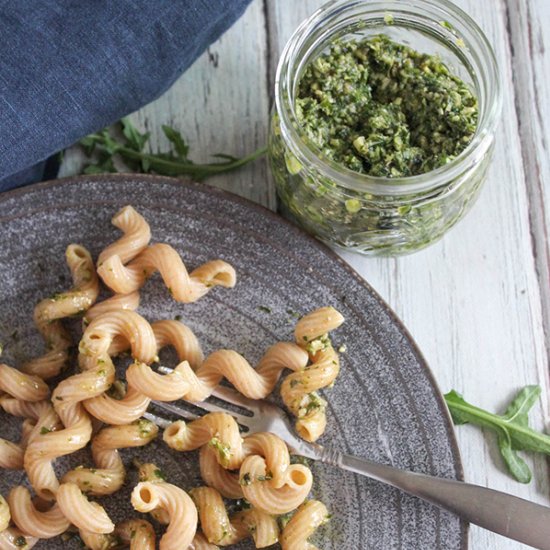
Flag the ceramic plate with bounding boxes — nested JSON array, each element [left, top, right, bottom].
[[0, 175, 467, 549]]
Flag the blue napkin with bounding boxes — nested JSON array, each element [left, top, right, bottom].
[[0, 0, 252, 192]]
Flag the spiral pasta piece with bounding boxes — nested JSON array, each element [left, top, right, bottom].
[[196, 343, 308, 401], [7, 486, 70, 538], [98, 242, 236, 302], [131, 481, 198, 550], [280, 500, 330, 550], [56, 482, 114, 534], [62, 419, 158, 495], [0, 440, 24, 470], [23, 244, 100, 379], [129, 341, 308, 408], [0, 399, 49, 470], [0, 398, 47, 421], [239, 455, 313, 515], [190, 486, 278, 547], [164, 413, 290, 487], [22, 403, 62, 498], [0, 364, 49, 402], [199, 446, 243, 500], [83, 291, 141, 356], [97, 205, 152, 267], [281, 307, 344, 442], [164, 412, 243, 469], [84, 291, 141, 325], [153, 319, 204, 370], [80, 518, 156, 550], [81, 310, 157, 423], [84, 318, 200, 424], [136, 462, 171, 525]]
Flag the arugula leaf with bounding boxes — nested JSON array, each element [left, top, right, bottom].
[[122, 118, 150, 152], [444, 386, 550, 483], [162, 125, 189, 158], [76, 118, 265, 181], [497, 430, 532, 483]]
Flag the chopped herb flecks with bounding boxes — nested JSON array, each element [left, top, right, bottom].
[[296, 34, 478, 178]]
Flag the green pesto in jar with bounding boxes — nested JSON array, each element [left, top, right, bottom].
[[295, 34, 478, 178]]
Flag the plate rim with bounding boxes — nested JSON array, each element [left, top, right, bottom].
[[0, 173, 468, 547]]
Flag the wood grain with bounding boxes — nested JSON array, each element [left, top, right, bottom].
[[58, 1, 549, 548], [506, 0, 550, 364]]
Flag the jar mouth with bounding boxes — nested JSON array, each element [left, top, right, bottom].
[[274, 0, 503, 195]]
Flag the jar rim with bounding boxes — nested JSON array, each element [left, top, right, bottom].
[[274, 0, 503, 195]]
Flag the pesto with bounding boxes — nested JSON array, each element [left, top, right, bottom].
[[296, 35, 478, 178]]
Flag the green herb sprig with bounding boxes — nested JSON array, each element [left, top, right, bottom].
[[445, 386, 550, 483], [78, 118, 266, 181]]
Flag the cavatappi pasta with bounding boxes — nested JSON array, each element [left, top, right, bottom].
[[97, 206, 236, 302], [281, 307, 345, 442], [190, 486, 278, 547], [23, 244, 100, 380], [280, 500, 331, 550], [0, 205, 341, 549]]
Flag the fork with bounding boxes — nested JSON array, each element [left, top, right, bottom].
[[144, 367, 550, 550]]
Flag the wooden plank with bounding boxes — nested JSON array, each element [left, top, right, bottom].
[[506, 0, 550, 365], [59, 0, 274, 209], [267, 1, 548, 548]]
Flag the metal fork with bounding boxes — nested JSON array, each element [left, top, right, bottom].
[[144, 367, 550, 550]]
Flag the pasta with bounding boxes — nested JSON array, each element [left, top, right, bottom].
[[0, 205, 341, 549], [83, 291, 141, 356], [135, 461, 171, 525], [135, 463, 219, 549], [62, 419, 158, 495], [0, 440, 24, 471], [0, 364, 49, 403], [22, 403, 62, 500], [165, 412, 313, 514], [98, 245, 236, 302], [7, 487, 70, 538], [128, 341, 308, 407], [190, 486, 278, 547], [24, 310, 156, 501], [83, 318, 202, 424], [165, 414, 291, 487], [281, 307, 344, 442], [0, 496, 10, 532], [199, 446, 243, 500], [190, 532, 219, 550], [280, 500, 330, 550], [131, 481, 198, 550], [239, 455, 313, 515], [23, 244, 100, 380], [0, 363, 52, 470], [97, 206, 152, 267], [79, 519, 156, 550], [96, 206, 236, 301], [114, 519, 156, 550], [56, 482, 114, 534]]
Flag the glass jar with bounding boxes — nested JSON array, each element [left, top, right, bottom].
[[269, 0, 502, 256]]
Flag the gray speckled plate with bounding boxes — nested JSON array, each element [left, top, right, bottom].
[[0, 175, 467, 549]]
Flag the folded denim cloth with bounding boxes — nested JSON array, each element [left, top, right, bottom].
[[0, 0, 252, 192]]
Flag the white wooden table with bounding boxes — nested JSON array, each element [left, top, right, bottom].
[[60, 1, 550, 548]]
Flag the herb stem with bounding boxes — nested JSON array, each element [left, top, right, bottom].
[[81, 126, 266, 181]]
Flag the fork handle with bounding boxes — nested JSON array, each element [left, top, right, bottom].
[[320, 449, 550, 549]]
